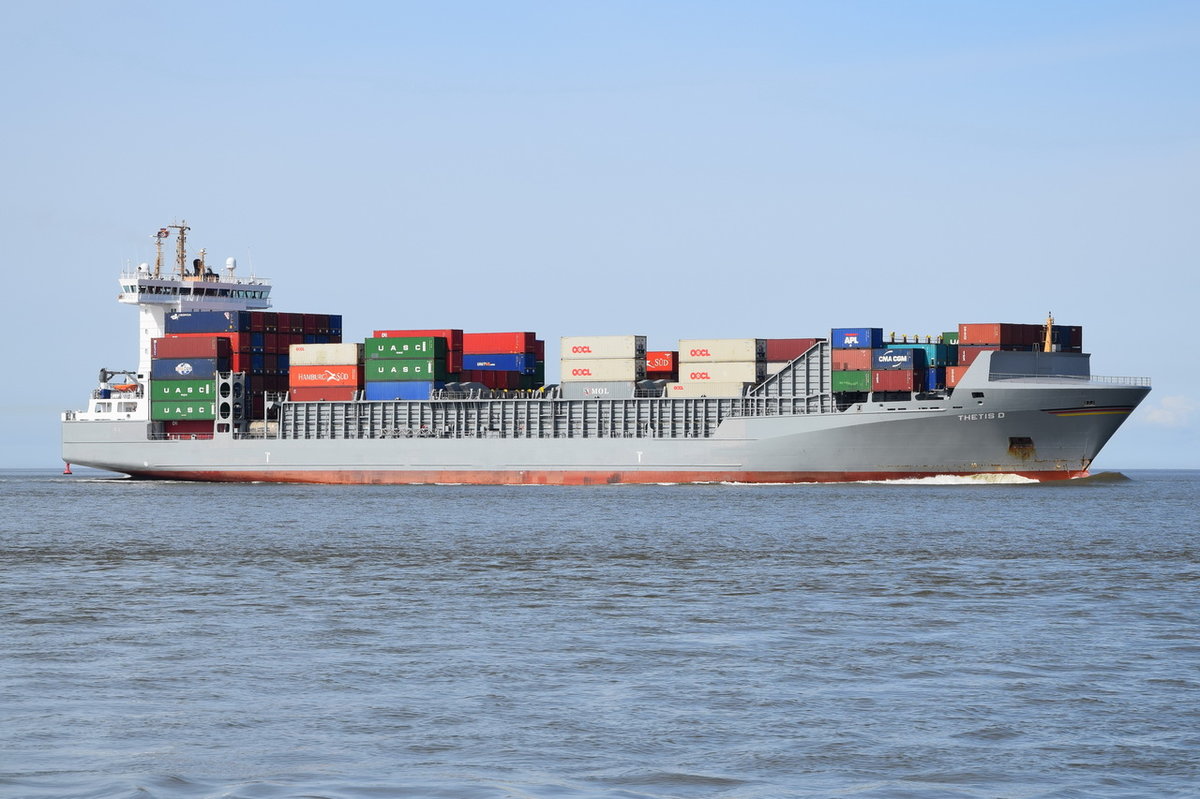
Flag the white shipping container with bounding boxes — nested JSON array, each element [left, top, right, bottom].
[[560, 359, 646, 382], [678, 338, 766, 362], [679, 361, 766, 383], [766, 361, 788, 375], [665, 381, 750, 397], [561, 335, 647, 360], [289, 342, 364, 366]]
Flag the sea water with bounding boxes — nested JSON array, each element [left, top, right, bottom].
[[1, 469, 1196, 798]]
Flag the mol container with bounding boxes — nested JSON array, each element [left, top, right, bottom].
[[665, 381, 749, 397], [365, 337, 448, 360], [558, 381, 639, 399], [561, 360, 646, 382], [149, 379, 215, 401], [365, 359, 452, 382], [831, 328, 883, 349], [678, 339, 766, 363], [289, 343, 364, 366], [560, 336, 647, 360], [680, 362, 765, 383]]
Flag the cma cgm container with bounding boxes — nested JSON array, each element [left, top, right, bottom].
[[561, 360, 646, 382], [152, 336, 231, 359], [560, 336, 647, 360], [680, 362, 766, 383], [365, 360, 452, 381], [289, 343, 363, 366], [463, 332, 536, 354], [365, 337, 448, 360], [831, 328, 883, 349], [150, 379, 215, 400], [872, 348, 928, 371], [678, 339, 766, 363]]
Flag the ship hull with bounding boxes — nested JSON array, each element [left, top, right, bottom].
[[62, 382, 1148, 484]]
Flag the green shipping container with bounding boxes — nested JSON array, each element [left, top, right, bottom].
[[152, 400, 216, 420], [364, 337, 448, 360], [831, 370, 870, 392], [150, 379, 215, 400], [365, 359, 451, 381], [941, 331, 959, 345]]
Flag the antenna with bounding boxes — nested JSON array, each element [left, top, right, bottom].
[[169, 220, 190, 277], [1043, 311, 1055, 353], [152, 227, 171, 277]]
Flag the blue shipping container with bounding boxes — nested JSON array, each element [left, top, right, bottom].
[[164, 310, 251, 334], [872, 348, 929, 371], [462, 353, 536, 374], [150, 357, 226, 380], [926, 367, 946, 391], [364, 381, 445, 401], [831, 328, 883, 349]]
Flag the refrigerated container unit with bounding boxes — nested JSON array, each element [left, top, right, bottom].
[[560, 335, 647, 360], [678, 361, 766, 383], [289, 342, 364, 367], [664, 381, 751, 397], [561, 359, 646, 382], [678, 338, 766, 362]]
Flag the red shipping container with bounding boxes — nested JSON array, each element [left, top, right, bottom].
[[164, 419, 214, 437], [765, 338, 820, 362], [946, 365, 967, 387], [289, 364, 364, 388], [534, 339, 545, 360], [463, 332, 536, 354], [959, 345, 999, 367], [374, 329, 465, 351], [289, 386, 359, 402], [958, 323, 1043, 346], [646, 351, 677, 371], [153, 336, 232, 359], [872, 370, 915, 392], [832, 349, 873, 370]]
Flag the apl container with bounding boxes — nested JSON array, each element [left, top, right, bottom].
[[152, 336, 232, 360], [680, 361, 765, 383], [831, 328, 883, 349], [150, 379, 215, 400], [462, 353, 537, 374], [561, 359, 646, 382], [560, 336, 647, 360], [678, 339, 766, 363], [365, 360, 452, 382], [831, 370, 870, 392], [365, 337, 448, 360], [364, 381, 445, 401], [150, 357, 227, 380], [289, 342, 364, 366]]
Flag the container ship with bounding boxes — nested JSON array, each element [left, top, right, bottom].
[[61, 224, 1151, 484]]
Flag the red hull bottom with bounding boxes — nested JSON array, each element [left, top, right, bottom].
[[124, 468, 1091, 485]]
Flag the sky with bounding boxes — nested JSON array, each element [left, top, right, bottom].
[[3, 1, 1197, 469]]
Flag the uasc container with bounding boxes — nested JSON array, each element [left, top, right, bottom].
[[151, 400, 216, 420], [150, 379, 215, 400], [364, 359, 452, 381], [365, 337, 448, 360]]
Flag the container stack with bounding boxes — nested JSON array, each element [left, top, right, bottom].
[[559, 335, 647, 399], [870, 346, 929, 394], [887, 341, 956, 391], [163, 310, 342, 417], [149, 335, 228, 433], [830, 328, 882, 394], [288, 343, 364, 401], [667, 338, 766, 397], [947, 322, 1083, 387], [364, 335, 455, 400], [764, 338, 821, 376], [461, 332, 544, 390]]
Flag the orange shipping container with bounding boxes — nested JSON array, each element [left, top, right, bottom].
[[646, 351, 676, 371], [288, 364, 364, 388], [946, 365, 969, 387], [832, 349, 873, 371]]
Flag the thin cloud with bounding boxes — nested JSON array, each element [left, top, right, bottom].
[[1141, 395, 1199, 428]]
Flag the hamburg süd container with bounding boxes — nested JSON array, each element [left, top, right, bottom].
[[365, 337, 448, 360], [288, 365, 364, 388], [678, 339, 766, 363], [149, 379, 215, 400], [364, 359, 452, 382], [462, 353, 537, 374], [679, 361, 765, 383], [645, 351, 677, 372], [150, 357, 228, 381], [560, 336, 647, 360], [764, 338, 821, 362], [831, 370, 870, 392], [561, 359, 646, 382], [289, 342, 364, 366], [151, 400, 216, 420], [830, 328, 883, 350]]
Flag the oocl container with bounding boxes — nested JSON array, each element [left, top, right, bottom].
[[289, 342, 364, 366], [665, 381, 749, 397], [560, 336, 647, 360], [678, 339, 766, 363], [561, 360, 646, 382], [680, 361, 765, 383]]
